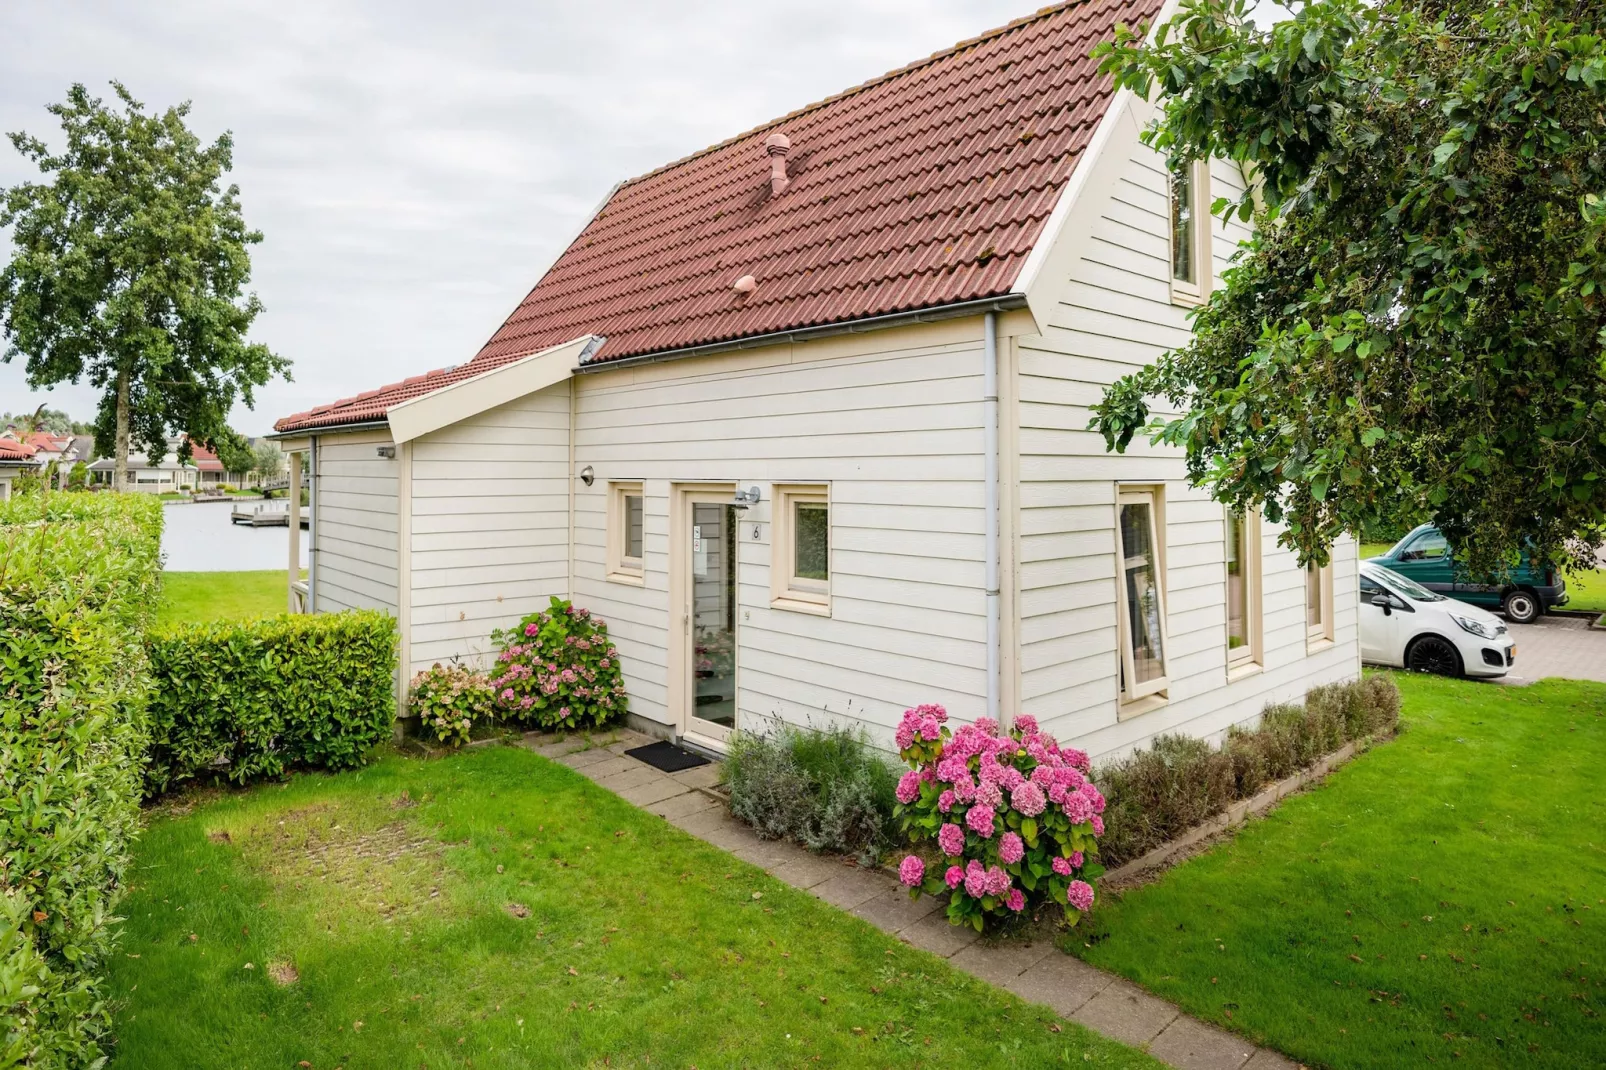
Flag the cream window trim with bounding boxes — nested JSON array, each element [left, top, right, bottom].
[[1117, 693, 1169, 721], [1168, 159, 1213, 306], [1225, 507, 1263, 670], [1115, 485, 1170, 704], [771, 484, 830, 613], [607, 481, 645, 584], [1306, 557, 1335, 648]]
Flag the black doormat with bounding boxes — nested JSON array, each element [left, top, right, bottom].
[[626, 740, 711, 773]]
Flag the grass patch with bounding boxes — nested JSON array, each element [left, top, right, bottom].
[[1070, 673, 1606, 1070], [1562, 568, 1606, 613], [156, 570, 298, 627], [1360, 541, 1394, 559], [108, 746, 1159, 1068]]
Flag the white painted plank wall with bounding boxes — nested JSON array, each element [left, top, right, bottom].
[[313, 429, 399, 615], [1017, 148, 1360, 762], [406, 389, 571, 674], [571, 330, 990, 741]]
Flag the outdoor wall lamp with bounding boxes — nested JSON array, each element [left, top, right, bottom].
[[375, 445, 396, 459], [579, 465, 595, 487], [730, 485, 760, 510]]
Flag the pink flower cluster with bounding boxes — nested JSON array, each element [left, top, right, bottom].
[[488, 596, 626, 731], [891, 705, 1105, 930]]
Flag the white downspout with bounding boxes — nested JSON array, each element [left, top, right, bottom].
[[308, 434, 319, 612], [983, 311, 1001, 723]]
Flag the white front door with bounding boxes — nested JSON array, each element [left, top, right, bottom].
[[669, 485, 739, 747]]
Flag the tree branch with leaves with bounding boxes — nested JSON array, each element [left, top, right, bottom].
[[1089, 0, 1606, 574]]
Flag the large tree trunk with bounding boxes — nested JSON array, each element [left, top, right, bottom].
[[113, 367, 130, 491]]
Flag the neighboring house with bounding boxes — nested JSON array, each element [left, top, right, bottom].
[[271, 0, 1360, 761], [186, 440, 248, 486], [0, 437, 40, 499], [86, 451, 200, 493]]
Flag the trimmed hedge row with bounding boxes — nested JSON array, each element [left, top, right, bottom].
[[1096, 676, 1402, 867], [0, 492, 163, 1067], [145, 611, 398, 793]]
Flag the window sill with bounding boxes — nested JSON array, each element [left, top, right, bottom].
[[1306, 636, 1335, 655], [1117, 693, 1169, 721], [1226, 660, 1263, 683], [606, 570, 645, 587], [1169, 286, 1207, 308], [770, 595, 830, 617]]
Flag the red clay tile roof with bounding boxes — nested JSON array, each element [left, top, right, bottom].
[[0, 437, 39, 462], [276, 0, 1159, 433]]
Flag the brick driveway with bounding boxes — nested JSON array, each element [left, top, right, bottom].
[[1499, 612, 1606, 685]]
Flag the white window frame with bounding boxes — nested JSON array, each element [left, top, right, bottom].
[[1225, 506, 1263, 674], [1306, 557, 1335, 647], [1168, 158, 1212, 306], [1115, 485, 1170, 709], [607, 481, 645, 585], [770, 483, 830, 615]]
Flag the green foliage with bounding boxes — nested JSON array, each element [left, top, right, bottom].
[[409, 663, 495, 747], [0, 491, 161, 1066], [248, 440, 283, 481], [1089, 0, 1606, 574], [726, 720, 899, 864], [488, 597, 626, 731], [206, 426, 255, 477], [1096, 676, 1400, 866], [0, 82, 288, 470], [144, 611, 397, 793]]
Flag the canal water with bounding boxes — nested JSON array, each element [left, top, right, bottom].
[[160, 500, 309, 572]]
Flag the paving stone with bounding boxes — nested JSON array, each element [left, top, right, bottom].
[[1070, 979, 1180, 1047], [1007, 953, 1114, 1017], [667, 806, 734, 837], [577, 755, 637, 780], [1147, 1016, 1256, 1070], [558, 747, 613, 770], [525, 734, 586, 758], [669, 763, 724, 790], [767, 854, 844, 891], [592, 766, 663, 794], [617, 778, 687, 807], [732, 838, 799, 870], [897, 911, 981, 958], [698, 819, 766, 855], [1241, 1048, 1301, 1070], [811, 868, 894, 910], [647, 790, 720, 821], [850, 887, 940, 934], [949, 938, 1055, 987], [605, 732, 656, 755]]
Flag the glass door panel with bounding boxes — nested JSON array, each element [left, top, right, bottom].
[[690, 501, 737, 733]]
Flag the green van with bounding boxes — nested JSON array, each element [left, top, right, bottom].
[[1365, 523, 1568, 624]]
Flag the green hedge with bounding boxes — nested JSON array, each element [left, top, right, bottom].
[[0, 492, 162, 1067], [145, 611, 398, 793]]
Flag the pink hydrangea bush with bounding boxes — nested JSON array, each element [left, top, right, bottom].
[[892, 706, 1105, 932], [488, 596, 627, 731]]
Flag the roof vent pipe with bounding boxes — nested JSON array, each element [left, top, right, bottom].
[[764, 132, 791, 195], [733, 274, 758, 295]]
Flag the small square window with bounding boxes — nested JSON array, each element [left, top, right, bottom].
[[1169, 158, 1211, 305], [608, 481, 645, 583], [772, 484, 830, 613]]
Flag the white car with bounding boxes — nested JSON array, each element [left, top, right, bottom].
[[1360, 562, 1516, 678]]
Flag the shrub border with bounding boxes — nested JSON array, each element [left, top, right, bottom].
[[1099, 732, 1389, 888]]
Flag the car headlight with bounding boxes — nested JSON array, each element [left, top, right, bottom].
[[1451, 613, 1499, 640]]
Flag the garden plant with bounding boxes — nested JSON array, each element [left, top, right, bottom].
[[489, 596, 625, 730], [410, 662, 496, 746], [892, 706, 1105, 932]]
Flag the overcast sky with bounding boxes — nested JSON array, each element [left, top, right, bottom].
[[1, 0, 1063, 435]]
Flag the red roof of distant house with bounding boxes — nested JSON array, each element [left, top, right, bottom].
[[188, 442, 225, 471], [275, 0, 1160, 433], [0, 437, 39, 462], [21, 431, 69, 452]]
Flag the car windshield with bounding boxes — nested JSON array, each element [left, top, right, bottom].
[[1369, 566, 1446, 603]]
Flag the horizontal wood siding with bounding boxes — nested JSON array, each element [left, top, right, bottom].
[[406, 388, 571, 674], [573, 329, 988, 739], [313, 429, 399, 615], [1016, 148, 1361, 762]]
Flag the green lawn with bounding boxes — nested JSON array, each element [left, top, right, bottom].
[[1071, 673, 1606, 1070], [108, 746, 1157, 1069], [155, 570, 298, 627], [1563, 567, 1606, 613], [1360, 541, 1394, 559]]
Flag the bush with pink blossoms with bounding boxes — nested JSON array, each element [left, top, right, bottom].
[[488, 596, 627, 731], [893, 707, 1105, 932]]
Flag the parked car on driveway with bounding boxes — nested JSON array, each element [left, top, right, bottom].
[[1365, 523, 1568, 624], [1360, 563, 1515, 678]]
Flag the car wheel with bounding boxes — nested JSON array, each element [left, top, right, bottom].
[[1405, 635, 1464, 678], [1501, 589, 1541, 624]]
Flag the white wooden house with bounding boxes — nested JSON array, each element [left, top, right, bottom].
[[272, 0, 1359, 760]]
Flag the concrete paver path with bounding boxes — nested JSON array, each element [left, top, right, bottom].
[[1498, 612, 1606, 685], [523, 729, 1302, 1070]]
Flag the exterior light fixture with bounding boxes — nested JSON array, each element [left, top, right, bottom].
[[730, 485, 760, 510], [579, 465, 595, 487], [376, 445, 396, 459]]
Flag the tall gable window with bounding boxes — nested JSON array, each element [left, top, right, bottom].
[[1226, 508, 1262, 671], [1116, 486, 1169, 709], [1169, 160, 1211, 304], [1307, 558, 1335, 647]]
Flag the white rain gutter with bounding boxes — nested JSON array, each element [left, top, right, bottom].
[[308, 434, 319, 612], [983, 310, 1001, 723]]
